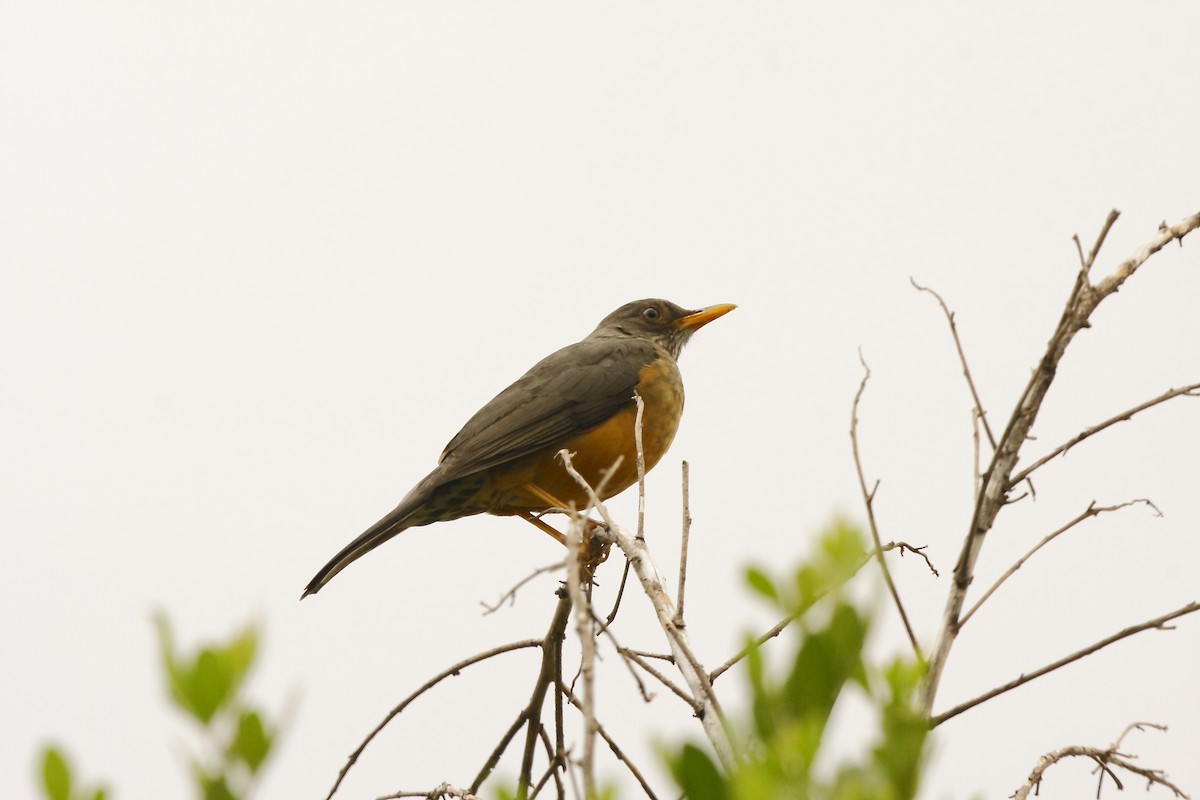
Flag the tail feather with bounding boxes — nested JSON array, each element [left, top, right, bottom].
[[301, 503, 418, 598]]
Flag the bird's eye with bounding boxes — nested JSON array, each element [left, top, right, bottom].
[[642, 307, 660, 321]]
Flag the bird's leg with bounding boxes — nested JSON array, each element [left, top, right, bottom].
[[517, 511, 567, 545], [518, 484, 611, 578]]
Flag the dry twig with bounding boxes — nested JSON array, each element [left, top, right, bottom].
[[922, 210, 1200, 714], [960, 499, 1160, 627], [851, 351, 924, 661], [932, 600, 1200, 727], [1011, 722, 1188, 800], [323, 637, 543, 800], [481, 561, 567, 615], [564, 513, 597, 799], [673, 460, 692, 629], [558, 448, 737, 769], [1011, 384, 1200, 487], [709, 540, 936, 683]]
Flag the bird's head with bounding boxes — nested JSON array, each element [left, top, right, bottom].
[[591, 298, 736, 359]]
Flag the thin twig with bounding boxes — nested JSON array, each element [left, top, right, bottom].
[[375, 782, 481, 800], [515, 592, 574, 800], [618, 647, 696, 708], [709, 541, 936, 682], [673, 460, 692, 629], [922, 210, 1200, 714], [591, 612, 655, 702], [481, 561, 567, 615], [932, 601, 1200, 727], [471, 714, 528, 794], [530, 726, 565, 800], [1082, 209, 1121, 275], [960, 499, 1160, 627], [557, 449, 736, 769], [1010, 383, 1200, 487], [1011, 722, 1188, 800], [910, 278, 997, 451], [325, 639, 543, 800], [851, 350, 924, 661], [602, 559, 632, 626], [560, 684, 663, 800]]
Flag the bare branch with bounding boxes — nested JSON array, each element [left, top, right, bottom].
[[557, 449, 737, 769], [1011, 383, 1200, 486], [922, 210, 1200, 714], [887, 540, 940, 577], [1011, 722, 1188, 800], [709, 541, 935, 683], [618, 647, 696, 707], [560, 684, 663, 800], [481, 561, 566, 615], [1081, 209, 1121, 275], [851, 350, 924, 661], [601, 559, 633, 626], [565, 515, 597, 799], [673, 460, 693, 629], [910, 278, 998, 453], [376, 782, 482, 800], [932, 601, 1200, 727], [325, 637, 542, 800], [960, 499, 1160, 627], [591, 614, 655, 702], [1090, 211, 1200, 300], [515, 593, 574, 799], [471, 714, 528, 795]]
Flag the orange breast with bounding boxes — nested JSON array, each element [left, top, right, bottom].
[[485, 357, 685, 513]]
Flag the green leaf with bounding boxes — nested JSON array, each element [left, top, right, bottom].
[[670, 744, 728, 800], [199, 773, 238, 800], [744, 567, 779, 603], [41, 747, 71, 800], [782, 603, 868, 725], [230, 709, 272, 772], [185, 648, 232, 724], [154, 612, 192, 717]]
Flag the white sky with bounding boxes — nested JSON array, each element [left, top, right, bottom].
[[3, 3, 1198, 799]]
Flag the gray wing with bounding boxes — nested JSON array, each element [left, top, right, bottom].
[[434, 337, 660, 482]]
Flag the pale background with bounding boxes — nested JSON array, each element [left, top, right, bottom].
[[3, 3, 1198, 799]]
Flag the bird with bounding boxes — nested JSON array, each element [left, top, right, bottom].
[[302, 298, 735, 598]]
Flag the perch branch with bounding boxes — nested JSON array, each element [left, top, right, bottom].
[[564, 513, 597, 799], [557, 449, 737, 770]]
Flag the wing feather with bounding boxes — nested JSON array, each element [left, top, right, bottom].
[[434, 337, 658, 482]]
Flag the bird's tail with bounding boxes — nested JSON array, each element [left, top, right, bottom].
[[301, 502, 418, 598]]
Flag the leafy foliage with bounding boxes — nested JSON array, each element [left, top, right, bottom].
[[37, 614, 280, 800], [668, 522, 929, 800], [40, 747, 106, 800]]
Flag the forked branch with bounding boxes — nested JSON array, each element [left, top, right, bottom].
[[1012, 722, 1188, 800], [921, 210, 1200, 714]]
